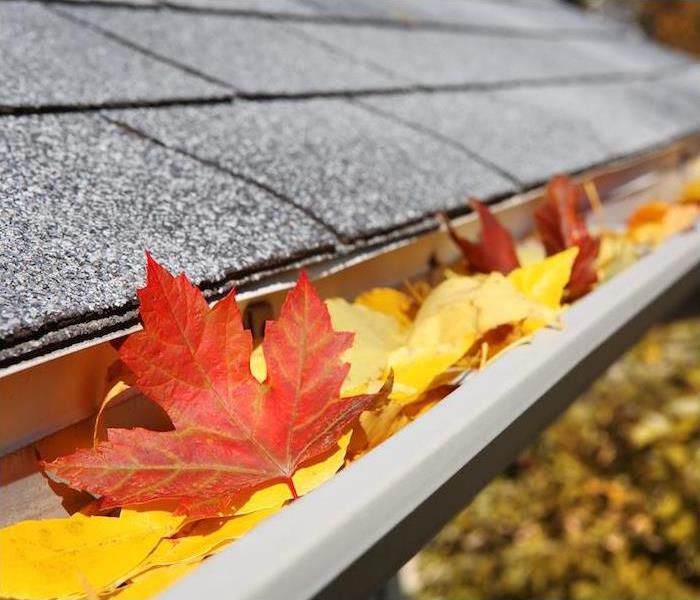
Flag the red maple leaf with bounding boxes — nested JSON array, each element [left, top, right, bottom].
[[534, 175, 600, 300], [45, 255, 387, 515], [442, 198, 520, 275]]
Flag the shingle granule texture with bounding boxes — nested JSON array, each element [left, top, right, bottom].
[[360, 71, 700, 187], [289, 22, 688, 88], [501, 80, 700, 160], [60, 5, 406, 94], [0, 113, 335, 362], [359, 93, 605, 188], [0, 2, 228, 109], [112, 98, 517, 240]]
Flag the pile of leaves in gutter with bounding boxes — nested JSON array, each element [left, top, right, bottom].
[[1, 175, 699, 600], [405, 314, 700, 600]]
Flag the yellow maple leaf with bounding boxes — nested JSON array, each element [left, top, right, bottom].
[[135, 509, 276, 572], [109, 562, 199, 600], [349, 399, 407, 458], [326, 298, 405, 395], [0, 509, 183, 600], [354, 287, 414, 329], [388, 274, 558, 403], [508, 247, 578, 309]]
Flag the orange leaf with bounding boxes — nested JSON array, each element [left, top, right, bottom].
[[627, 200, 700, 246], [627, 201, 669, 230]]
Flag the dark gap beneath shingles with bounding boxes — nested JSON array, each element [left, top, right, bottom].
[[0, 62, 694, 119], [31, 0, 629, 41], [0, 215, 446, 368], [0, 316, 141, 370], [0, 244, 336, 356]]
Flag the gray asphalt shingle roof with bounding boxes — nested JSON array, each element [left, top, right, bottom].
[[109, 100, 516, 239], [0, 112, 336, 362], [58, 5, 405, 94], [360, 77, 700, 186], [0, 2, 228, 108], [1, 0, 699, 369]]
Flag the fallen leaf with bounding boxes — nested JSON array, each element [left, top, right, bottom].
[[348, 400, 407, 458], [93, 379, 134, 446], [0, 509, 182, 600], [442, 198, 520, 275], [508, 247, 578, 309], [249, 344, 266, 383], [680, 179, 700, 204], [136, 508, 276, 571], [627, 201, 700, 246], [403, 278, 433, 305], [534, 175, 600, 300], [232, 432, 352, 515], [627, 201, 669, 230], [459, 323, 522, 371], [403, 385, 456, 420], [515, 239, 546, 267], [109, 562, 199, 600], [567, 236, 600, 300], [354, 287, 415, 330], [326, 298, 405, 395], [46, 256, 387, 516], [595, 231, 640, 282], [388, 274, 558, 403]]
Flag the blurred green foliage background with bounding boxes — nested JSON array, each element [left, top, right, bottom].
[[407, 314, 700, 599]]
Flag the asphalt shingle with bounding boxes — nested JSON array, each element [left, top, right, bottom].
[[0, 113, 336, 364], [501, 77, 700, 160], [360, 71, 700, 186], [359, 92, 607, 187], [60, 5, 405, 94], [0, 1, 227, 109], [112, 99, 517, 240], [291, 22, 688, 88]]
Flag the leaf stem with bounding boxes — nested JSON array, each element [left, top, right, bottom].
[[287, 478, 299, 500]]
